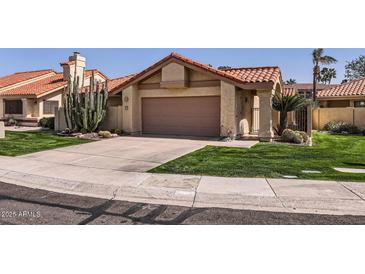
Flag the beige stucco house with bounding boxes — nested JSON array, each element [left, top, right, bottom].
[[109, 53, 284, 140], [0, 52, 107, 126], [284, 80, 365, 129]]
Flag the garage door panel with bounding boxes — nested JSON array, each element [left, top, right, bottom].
[[142, 96, 220, 137]]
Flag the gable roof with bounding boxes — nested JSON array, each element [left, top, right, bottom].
[[0, 69, 55, 89], [0, 68, 109, 97], [85, 69, 109, 80], [317, 78, 365, 98], [111, 52, 282, 93], [0, 73, 67, 97], [108, 74, 135, 93]]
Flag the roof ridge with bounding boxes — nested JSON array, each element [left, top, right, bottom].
[[339, 77, 365, 85], [221, 66, 280, 71], [110, 74, 135, 80], [110, 52, 282, 93], [13, 69, 55, 75]]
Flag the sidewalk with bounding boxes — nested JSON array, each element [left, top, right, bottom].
[[0, 156, 364, 216]]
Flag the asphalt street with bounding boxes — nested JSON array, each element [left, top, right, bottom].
[[1, 181, 365, 225]]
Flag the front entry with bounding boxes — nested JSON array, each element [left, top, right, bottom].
[[142, 96, 220, 137]]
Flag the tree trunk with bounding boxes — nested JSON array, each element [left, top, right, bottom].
[[279, 111, 288, 134], [313, 63, 318, 101]]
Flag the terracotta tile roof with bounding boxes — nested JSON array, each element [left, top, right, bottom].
[[108, 75, 135, 92], [318, 78, 365, 98], [0, 73, 66, 97], [0, 69, 55, 89], [85, 69, 109, 80], [283, 86, 296, 96], [283, 83, 338, 97], [60, 60, 76, 66], [111, 52, 282, 93], [221, 66, 281, 83]]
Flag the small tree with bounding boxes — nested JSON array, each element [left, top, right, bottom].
[[272, 92, 308, 135], [63, 71, 108, 132], [344, 55, 365, 80]]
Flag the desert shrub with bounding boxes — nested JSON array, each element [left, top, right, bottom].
[[281, 129, 304, 144], [39, 117, 54, 129], [115, 129, 123, 136], [7, 117, 18, 126], [297, 131, 309, 143], [324, 121, 360, 134], [98, 130, 112, 138]]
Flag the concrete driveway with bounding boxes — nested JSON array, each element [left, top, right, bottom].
[[19, 135, 257, 172]]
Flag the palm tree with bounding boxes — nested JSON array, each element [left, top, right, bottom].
[[319, 68, 337, 84], [325, 68, 336, 84], [285, 78, 297, 85], [312, 49, 337, 101], [272, 92, 308, 135]]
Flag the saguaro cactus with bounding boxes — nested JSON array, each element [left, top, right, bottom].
[[63, 70, 108, 132]]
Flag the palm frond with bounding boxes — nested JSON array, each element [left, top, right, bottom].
[[319, 55, 337, 65]]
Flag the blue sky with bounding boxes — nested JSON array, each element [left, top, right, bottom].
[[0, 48, 364, 83]]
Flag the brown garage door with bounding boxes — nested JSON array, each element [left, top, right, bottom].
[[142, 96, 220, 137]]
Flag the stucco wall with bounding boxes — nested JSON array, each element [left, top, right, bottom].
[[101, 105, 123, 130], [108, 96, 123, 106], [313, 107, 365, 129], [220, 81, 237, 137]]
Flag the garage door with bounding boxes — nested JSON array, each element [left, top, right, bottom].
[[142, 96, 220, 137]]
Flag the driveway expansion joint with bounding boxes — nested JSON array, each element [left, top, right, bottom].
[[337, 181, 365, 201]]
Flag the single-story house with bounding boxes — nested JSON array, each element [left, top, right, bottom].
[[0, 52, 109, 126], [110, 52, 284, 140], [2, 51, 284, 140], [284, 80, 365, 129], [316, 79, 365, 108], [284, 81, 365, 108]]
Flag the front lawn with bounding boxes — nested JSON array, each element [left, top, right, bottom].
[[0, 131, 91, 156], [150, 132, 365, 182]]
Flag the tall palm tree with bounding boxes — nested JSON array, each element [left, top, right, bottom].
[[312, 49, 337, 101], [272, 92, 308, 135]]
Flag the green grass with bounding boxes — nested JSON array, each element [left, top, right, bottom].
[[150, 132, 365, 182], [0, 131, 91, 156]]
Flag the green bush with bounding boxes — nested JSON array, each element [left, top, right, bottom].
[[39, 117, 55, 129], [98, 130, 112, 138], [324, 121, 360, 134]]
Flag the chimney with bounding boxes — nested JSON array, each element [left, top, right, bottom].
[[60, 52, 86, 87]]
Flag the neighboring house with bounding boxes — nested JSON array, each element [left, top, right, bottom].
[[283, 83, 337, 99], [316, 78, 365, 108], [0, 52, 108, 126], [284, 80, 365, 129], [110, 52, 283, 140]]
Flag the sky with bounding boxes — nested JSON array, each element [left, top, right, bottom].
[[0, 48, 364, 84]]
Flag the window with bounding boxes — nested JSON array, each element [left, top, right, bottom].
[[5, 100, 22, 114], [354, 101, 365, 108], [43, 100, 59, 114]]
